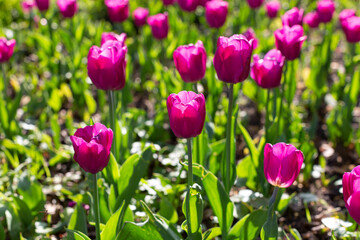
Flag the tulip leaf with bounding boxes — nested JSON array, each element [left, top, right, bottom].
[[116, 220, 162, 240], [66, 229, 92, 240], [68, 203, 88, 235], [100, 201, 125, 240], [102, 153, 120, 189], [159, 196, 178, 224], [182, 186, 203, 234], [203, 227, 222, 240]]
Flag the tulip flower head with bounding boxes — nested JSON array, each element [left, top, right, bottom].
[[343, 166, 360, 224], [21, 0, 36, 13], [264, 143, 304, 188], [100, 32, 126, 47], [342, 16, 360, 43], [316, 0, 335, 23], [243, 28, 258, 49], [304, 12, 320, 28], [213, 34, 253, 84], [199, 0, 210, 6], [167, 91, 206, 138], [246, 0, 264, 9], [177, 0, 201, 12], [87, 40, 127, 90], [0, 38, 16, 63], [205, 0, 228, 29], [57, 0, 77, 18], [163, 0, 176, 5], [282, 7, 304, 27], [173, 40, 207, 82], [265, 1, 280, 19], [274, 25, 307, 61], [104, 0, 129, 23], [251, 49, 285, 89], [339, 9, 356, 23], [70, 123, 113, 174], [133, 7, 149, 27], [147, 13, 169, 40], [35, 0, 49, 11]]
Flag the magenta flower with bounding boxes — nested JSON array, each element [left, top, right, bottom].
[[87, 40, 127, 90], [104, 0, 129, 23], [205, 0, 228, 29], [265, 1, 280, 19], [274, 25, 307, 61], [339, 9, 356, 23], [264, 143, 304, 188], [246, 0, 264, 9], [251, 49, 285, 89], [199, 0, 209, 6], [282, 7, 304, 27], [21, 0, 36, 13], [163, 0, 176, 5], [57, 0, 77, 18], [173, 40, 207, 83], [167, 91, 206, 138], [213, 34, 253, 84], [316, 0, 335, 23], [177, 0, 201, 12], [343, 166, 360, 225], [0, 38, 16, 63], [70, 123, 113, 174], [243, 28, 258, 49], [304, 12, 320, 28], [35, 0, 49, 11], [147, 13, 169, 40], [100, 32, 126, 47], [133, 7, 149, 27], [342, 16, 360, 43]]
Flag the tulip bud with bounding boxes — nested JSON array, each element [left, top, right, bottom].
[[264, 143, 304, 188], [104, 0, 129, 23], [147, 13, 169, 40], [205, 0, 228, 29], [100, 32, 126, 46], [343, 166, 360, 224], [246, 0, 264, 9], [339, 9, 356, 23], [87, 40, 127, 90], [21, 0, 36, 13], [0, 38, 16, 63], [163, 0, 176, 5], [177, 0, 200, 12], [213, 34, 253, 84], [199, 0, 209, 6], [173, 40, 207, 83], [70, 123, 113, 174], [274, 25, 307, 61], [35, 0, 49, 11], [342, 16, 360, 43], [133, 7, 149, 27], [316, 0, 335, 23], [243, 28, 258, 49], [167, 91, 206, 138], [282, 7, 304, 27], [265, 1, 280, 19], [57, 0, 77, 18], [304, 12, 320, 28], [251, 49, 285, 89]]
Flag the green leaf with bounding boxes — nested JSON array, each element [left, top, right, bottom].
[[68, 203, 88, 235], [203, 227, 222, 240], [0, 221, 5, 240], [102, 153, 120, 188], [66, 229, 92, 240], [101, 201, 125, 240], [159, 196, 178, 224], [228, 210, 267, 240], [116, 220, 162, 240], [17, 175, 45, 213], [182, 186, 203, 234], [260, 211, 278, 240], [13, 197, 33, 227]]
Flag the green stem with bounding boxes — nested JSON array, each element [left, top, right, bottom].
[[265, 89, 271, 141], [225, 84, 234, 194], [93, 173, 101, 240], [108, 90, 117, 157], [268, 186, 279, 207], [272, 88, 277, 122], [2, 64, 6, 94], [277, 61, 287, 137], [186, 138, 193, 239]]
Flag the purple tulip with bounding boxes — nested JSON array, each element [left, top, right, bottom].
[[264, 143, 304, 188], [70, 123, 113, 174], [205, 0, 228, 29], [213, 34, 253, 84], [147, 13, 169, 40], [339, 9, 356, 23], [167, 91, 206, 138], [133, 7, 149, 27], [35, 0, 49, 11], [100, 32, 126, 47], [274, 25, 307, 61], [343, 166, 360, 225], [21, 0, 36, 13], [243, 28, 258, 49], [251, 49, 285, 89], [57, 0, 77, 18], [177, 0, 201, 12], [104, 0, 129, 23], [173, 40, 207, 83], [246, 0, 264, 9], [199, 0, 210, 6], [0, 38, 16, 63], [304, 12, 320, 28], [87, 40, 127, 90], [282, 7, 304, 27], [342, 16, 360, 43], [265, 1, 280, 19], [163, 0, 176, 5], [316, 0, 335, 23]]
